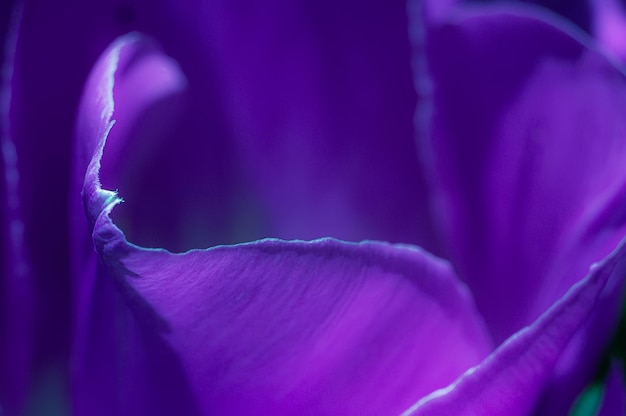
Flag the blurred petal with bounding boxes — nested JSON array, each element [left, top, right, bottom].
[[73, 34, 493, 415], [0, 3, 35, 414], [413, 3, 626, 411], [402, 237, 626, 416], [87, 0, 439, 253], [598, 362, 626, 416], [592, 0, 626, 62], [523, 0, 590, 31], [475, 0, 592, 33], [165, 0, 436, 250], [18, 0, 435, 254]]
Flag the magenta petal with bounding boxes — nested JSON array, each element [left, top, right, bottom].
[[73, 34, 493, 415], [598, 362, 626, 416], [402, 239, 626, 416]]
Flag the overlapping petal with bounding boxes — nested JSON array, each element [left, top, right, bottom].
[[402, 235, 626, 415], [9, 0, 435, 410], [166, 0, 436, 249], [6, 0, 626, 414], [413, 3, 626, 411], [71, 33, 493, 415]]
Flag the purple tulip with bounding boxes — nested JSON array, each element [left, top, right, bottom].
[[2, 0, 626, 415]]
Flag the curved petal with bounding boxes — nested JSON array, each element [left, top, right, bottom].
[[412, 3, 626, 411], [72, 34, 493, 415], [598, 362, 626, 416], [402, 237, 626, 416], [18, 0, 436, 255], [71, 33, 198, 416], [521, 0, 592, 33], [11, 1, 434, 401]]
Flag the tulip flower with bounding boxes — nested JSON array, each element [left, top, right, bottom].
[[2, 0, 626, 415]]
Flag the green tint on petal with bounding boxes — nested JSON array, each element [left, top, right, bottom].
[[23, 364, 69, 416], [570, 382, 603, 416]]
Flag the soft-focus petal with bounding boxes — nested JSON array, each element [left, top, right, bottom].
[[523, 0, 590, 31], [21, 0, 436, 255], [0, 3, 35, 414], [598, 362, 626, 416], [592, 0, 626, 62], [402, 237, 626, 416], [151, 0, 436, 250], [445, 1, 591, 32], [72, 33, 493, 415], [84, 0, 439, 253], [412, 3, 626, 411]]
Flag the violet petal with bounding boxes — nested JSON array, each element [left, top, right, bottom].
[[171, 0, 436, 249], [0, 3, 35, 414], [401, 237, 626, 416], [73, 34, 493, 415], [89, 0, 438, 252], [591, 0, 626, 62], [412, 3, 626, 411]]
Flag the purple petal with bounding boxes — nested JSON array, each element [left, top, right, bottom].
[[19, 0, 436, 255], [591, 0, 626, 62], [71, 34, 197, 415], [8, 0, 432, 405], [402, 237, 626, 416], [88, 0, 438, 253], [413, 3, 626, 411], [161, 0, 436, 250], [73, 34, 493, 415], [0, 3, 35, 414], [599, 362, 626, 416]]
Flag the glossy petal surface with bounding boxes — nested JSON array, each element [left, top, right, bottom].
[[72, 34, 493, 415]]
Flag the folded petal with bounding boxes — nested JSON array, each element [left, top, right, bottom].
[[20, 0, 437, 252], [412, 3, 626, 411], [401, 237, 626, 416], [94, 0, 439, 253], [72, 33, 493, 415], [71, 33, 197, 416]]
